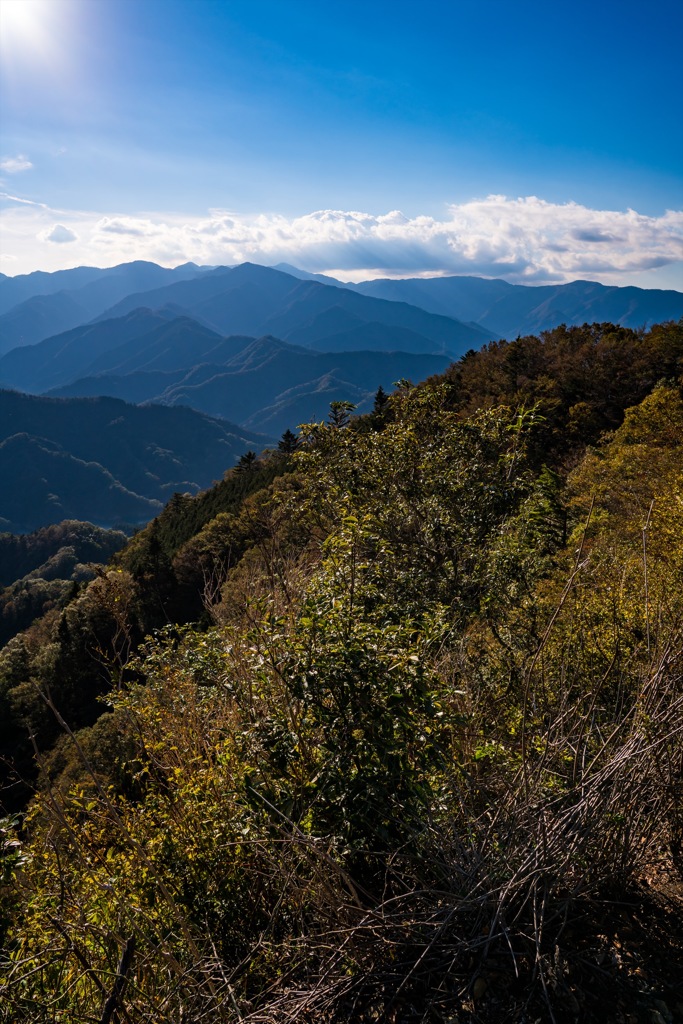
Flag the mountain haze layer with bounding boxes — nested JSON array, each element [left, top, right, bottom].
[[348, 275, 683, 337], [93, 263, 491, 353], [2, 260, 680, 360], [272, 263, 683, 336], [0, 261, 207, 352], [41, 326, 451, 434], [1, 259, 680, 450], [0, 263, 467, 435]]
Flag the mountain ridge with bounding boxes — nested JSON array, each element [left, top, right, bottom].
[[346, 274, 683, 336], [0, 389, 272, 532], [3, 260, 679, 361], [0, 261, 206, 351]]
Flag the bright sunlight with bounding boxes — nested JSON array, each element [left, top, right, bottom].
[[0, 0, 76, 81]]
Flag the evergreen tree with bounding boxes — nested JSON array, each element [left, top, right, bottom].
[[277, 429, 299, 454], [235, 450, 258, 472], [372, 385, 389, 416]]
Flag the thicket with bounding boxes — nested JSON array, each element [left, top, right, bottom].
[[0, 321, 681, 1022], [0, 462, 286, 811]]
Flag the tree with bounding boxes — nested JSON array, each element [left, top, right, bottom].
[[328, 400, 356, 428], [235, 450, 258, 472], [372, 385, 390, 417], [277, 429, 299, 455]]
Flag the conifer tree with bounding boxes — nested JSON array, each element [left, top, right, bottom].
[[328, 400, 356, 428], [277, 429, 299, 454], [235, 450, 258, 472], [372, 385, 389, 416]]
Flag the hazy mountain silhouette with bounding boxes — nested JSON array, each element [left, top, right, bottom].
[[300, 319, 444, 355], [240, 371, 373, 433], [0, 270, 455, 435], [0, 291, 92, 353], [148, 342, 450, 432], [0, 432, 163, 533], [41, 325, 450, 435], [0, 261, 206, 351], [346, 275, 683, 336], [270, 263, 342, 285], [94, 263, 493, 353], [3, 259, 679, 447], [0, 266, 104, 314], [0, 308, 179, 392], [3, 262, 680, 358]]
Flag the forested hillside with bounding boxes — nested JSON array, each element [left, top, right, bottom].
[[0, 521, 128, 646], [0, 391, 269, 532], [0, 320, 681, 1023]]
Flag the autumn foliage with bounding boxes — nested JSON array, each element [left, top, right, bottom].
[[1, 321, 682, 1023]]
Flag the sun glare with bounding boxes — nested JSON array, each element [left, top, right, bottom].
[[1, 0, 47, 45], [0, 0, 76, 79]]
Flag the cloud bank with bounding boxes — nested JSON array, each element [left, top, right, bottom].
[[1, 194, 682, 286]]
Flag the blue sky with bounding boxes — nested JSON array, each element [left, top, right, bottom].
[[1, 0, 682, 286]]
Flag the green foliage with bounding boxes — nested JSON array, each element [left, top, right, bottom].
[[119, 457, 285, 572], [235, 449, 258, 472], [1, 335, 682, 1022], [372, 384, 389, 417], [0, 577, 73, 648], [295, 385, 536, 622], [277, 427, 300, 454], [0, 568, 143, 811], [569, 381, 683, 547], [238, 518, 450, 860], [328, 399, 356, 428]]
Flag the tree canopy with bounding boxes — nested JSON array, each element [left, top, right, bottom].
[[1, 321, 681, 1023]]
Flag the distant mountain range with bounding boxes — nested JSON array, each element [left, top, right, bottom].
[[2, 259, 680, 442], [0, 263, 473, 436], [0, 261, 207, 351], [0, 260, 680, 534], [90, 262, 489, 354], [0, 307, 451, 435], [273, 264, 683, 338], [0, 390, 268, 532], [0, 261, 491, 356], [2, 261, 680, 363]]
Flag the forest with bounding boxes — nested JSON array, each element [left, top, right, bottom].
[[0, 522, 128, 648], [0, 319, 682, 1023]]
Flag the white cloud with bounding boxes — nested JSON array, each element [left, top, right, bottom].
[[0, 154, 33, 173], [140, 198, 683, 284], [1, 194, 682, 287], [94, 216, 163, 237], [39, 223, 78, 244]]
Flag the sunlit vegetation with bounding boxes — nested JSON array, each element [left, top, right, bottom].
[[0, 321, 681, 1022]]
